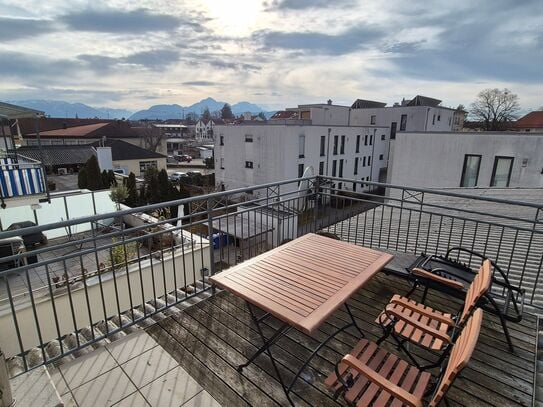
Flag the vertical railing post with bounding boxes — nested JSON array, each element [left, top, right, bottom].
[[0, 347, 14, 407], [313, 176, 321, 233], [206, 198, 216, 291]]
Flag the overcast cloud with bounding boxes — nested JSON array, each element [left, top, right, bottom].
[[0, 0, 541, 111]]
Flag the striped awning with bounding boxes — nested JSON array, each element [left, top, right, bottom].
[[0, 158, 46, 198]]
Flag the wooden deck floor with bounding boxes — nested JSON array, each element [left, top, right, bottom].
[[146, 272, 537, 407]]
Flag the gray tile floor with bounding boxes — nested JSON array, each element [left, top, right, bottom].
[[47, 330, 220, 407]]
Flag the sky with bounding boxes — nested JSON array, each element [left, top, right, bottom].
[[0, 0, 542, 112]]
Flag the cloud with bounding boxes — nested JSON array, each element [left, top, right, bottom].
[[266, 0, 356, 10], [78, 49, 180, 72], [182, 81, 218, 86], [0, 51, 79, 82], [61, 7, 193, 33], [254, 26, 384, 55], [0, 17, 55, 41]]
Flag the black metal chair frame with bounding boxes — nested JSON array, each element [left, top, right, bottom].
[[405, 246, 524, 352]]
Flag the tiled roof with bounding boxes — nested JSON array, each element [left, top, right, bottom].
[[515, 111, 543, 128], [351, 99, 387, 109], [91, 139, 166, 160], [26, 123, 110, 137], [17, 145, 95, 166]]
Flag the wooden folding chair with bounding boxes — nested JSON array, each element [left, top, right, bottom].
[[375, 260, 491, 369], [325, 308, 483, 407]]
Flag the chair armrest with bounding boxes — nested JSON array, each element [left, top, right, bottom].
[[411, 267, 465, 290], [389, 297, 454, 325], [342, 354, 424, 407], [385, 307, 452, 343]]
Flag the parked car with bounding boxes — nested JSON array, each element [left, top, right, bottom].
[[7, 221, 48, 247], [166, 156, 178, 164], [186, 171, 202, 177], [0, 236, 25, 271], [169, 172, 188, 182], [178, 154, 192, 162]]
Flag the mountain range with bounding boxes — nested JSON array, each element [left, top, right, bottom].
[[4, 98, 270, 120]]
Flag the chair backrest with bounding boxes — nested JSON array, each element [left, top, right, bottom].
[[429, 308, 483, 407], [458, 259, 492, 326]]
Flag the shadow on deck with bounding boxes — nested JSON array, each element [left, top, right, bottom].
[[146, 272, 536, 407]]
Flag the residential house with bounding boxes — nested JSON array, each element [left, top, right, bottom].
[[514, 111, 543, 132], [195, 118, 225, 142]]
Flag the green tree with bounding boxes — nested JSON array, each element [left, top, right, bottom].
[[77, 167, 88, 189], [125, 172, 139, 207], [257, 112, 266, 120], [204, 157, 215, 169], [220, 103, 234, 119], [101, 170, 110, 188], [144, 167, 160, 204], [201, 107, 211, 121], [109, 184, 128, 210], [85, 155, 103, 190], [158, 169, 170, 200], [107, 170, 117, 187]]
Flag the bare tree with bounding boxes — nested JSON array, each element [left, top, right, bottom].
[[470, 88, 520, 130], [137, 125, 166, 153]]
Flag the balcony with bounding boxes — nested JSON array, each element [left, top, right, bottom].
[[0, 176, 541, 406], [0, 153, 47, 209]]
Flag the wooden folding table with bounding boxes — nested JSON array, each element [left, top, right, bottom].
[[209, 233, 393, 404]]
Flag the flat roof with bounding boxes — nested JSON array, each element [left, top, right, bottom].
[[0, 102, 44, 120], [212, 216, 274, 239]]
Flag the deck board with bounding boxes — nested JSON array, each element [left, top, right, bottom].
[[147, 272, 535, 407]]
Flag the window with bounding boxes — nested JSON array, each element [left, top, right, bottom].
[[356, 135, 360, 153], [139, 160, 157, 173], [381, 134, 385, 141], [319, 161, 325, 175], [391, 122, 397, 139], [490, 157, 514, 187], [460, 155, 482, 187], [353, 182, 357, 192], [364, 135, 368, 146], [362, 156, 366, 167], [367, 156, 371, 166], [320, 135, 326, 156], [338, 182, 342, 190], [449, 117, 452, 126], [245, 134, 253, 142], [354, 157, 359, 175], [220, 136, 224, 146], [370, 115, 376, 125], [298, 163, 304, 178], [400, 115, 407, 131], [339, 159, 344, 177], [245, 161, 253, 169], [332, 160, 337, 176], [220, 157, 224, 169], [437, 115, 441, 121], [340, 135, 345, 154], [298, 135, 305, 158], [369, 134, 373, 146], [333, 135, 338, 155], [432, 114, 436, 125], [379, 154, 384, 160]]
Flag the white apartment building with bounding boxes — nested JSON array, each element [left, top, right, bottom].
[[214, 123, 390, 195], [349, 95, 465, 136], [387, 131, 543, 189]]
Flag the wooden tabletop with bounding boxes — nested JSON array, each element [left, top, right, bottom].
[[209, 233, 393, 334]]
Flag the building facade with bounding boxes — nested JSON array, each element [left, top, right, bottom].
[[214, 123, 390, 195], [387, 131, 543, 189], [195, 119, 225, 142]]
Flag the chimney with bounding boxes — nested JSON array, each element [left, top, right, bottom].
[[327, 99, 332, 105]]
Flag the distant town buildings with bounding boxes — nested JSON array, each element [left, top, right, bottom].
[[195, 118, 225, 142], [514, 111, 543, 132]]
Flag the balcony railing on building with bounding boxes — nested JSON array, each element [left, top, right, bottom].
[[0, 175, 541, 377]]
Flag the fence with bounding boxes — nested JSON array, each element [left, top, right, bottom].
[[0, 176, 541, 375]]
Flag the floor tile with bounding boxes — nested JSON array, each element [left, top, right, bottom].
[[140, 366, 202, 407], [112, 391, 150, 407], [10, 366, 63, 407], [71, 366, 136, 407], [47, 365, 70, 396], [182, 391, 222, 407], [107, 330, 158, 364], [59, 347, 118, 389], [121, 346, 177, 388]]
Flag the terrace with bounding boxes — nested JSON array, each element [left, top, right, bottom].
[[0, 176, 541, 406]]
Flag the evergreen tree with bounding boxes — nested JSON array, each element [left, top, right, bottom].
[[144, 167, 160, 204], [125, 172, 138, 207], [220, 103, 234, 119], [107, 170, 117, 187], [77, 167, 88, 189], [257, 112, 266, 120], [158, 169, 170, 200], [85, 155, 103, 190], [101, 170, 110, 188]]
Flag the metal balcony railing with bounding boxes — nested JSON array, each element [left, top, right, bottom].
[[0, 176, 541, 376], [0, 153, 46, 200]]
